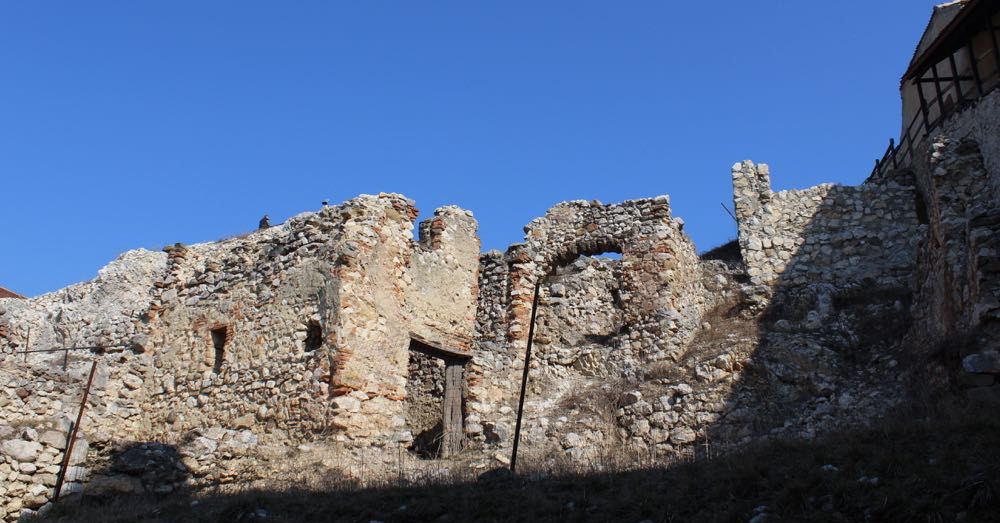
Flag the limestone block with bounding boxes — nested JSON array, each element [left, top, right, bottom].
[[0, 440, 42, 463]]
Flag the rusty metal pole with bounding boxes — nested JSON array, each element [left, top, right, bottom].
[[53, 360, 97, 500], [510, 281, 541, 474], [24, 327, 30, 363]]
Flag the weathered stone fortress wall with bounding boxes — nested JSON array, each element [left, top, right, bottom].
[[0, 194, 480, 520], [504, 198, 703, 364], [465, 197, 708, 453], [732, 161, 923, 288], [904, 92, 1000, 394], [1, 88, 998, 523]]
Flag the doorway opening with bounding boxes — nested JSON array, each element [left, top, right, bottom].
[[404, 336, 469, 459]]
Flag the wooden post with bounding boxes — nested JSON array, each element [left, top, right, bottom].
[[948, 52, 963, 104], [967, 37, 984, 97], [440, 360, 465, 458], [931, 63, 945, 121], [916, 79, 931, 134], [989, 19, 1000, 76], [510, 281, 541, 473]]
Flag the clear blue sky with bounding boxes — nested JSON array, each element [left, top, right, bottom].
[[2, 1, 940, 297]]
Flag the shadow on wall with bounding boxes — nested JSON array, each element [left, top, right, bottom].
[[617, 159, 931, 460], [707, 160, 926, 452], [82, 442, 191, 501], [39, 411, 1000, 522]]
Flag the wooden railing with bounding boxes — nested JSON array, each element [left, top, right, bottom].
[[870, 13, 1000, 181]]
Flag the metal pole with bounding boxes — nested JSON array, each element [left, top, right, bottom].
[[24, 327, 30, 363], [53, 360, 97, 500], [510, 281, 541, 474], [19, 344, 129, 355], [720, 202, 738, 224]]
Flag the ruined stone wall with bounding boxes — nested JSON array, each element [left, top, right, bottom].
[[140, 208, 345, 442], [505, 198, 703, 364], [907, 135, 1000, 394], [407, 206, 480, 350], [732, 161, 922, 288], [531, 257, 625, 379], [467, 197, 707, 455], [0, 194, 481, 521], [932, 88, 1000, 200], [464, 251, 513, 441], [0, 249, 166, 355]]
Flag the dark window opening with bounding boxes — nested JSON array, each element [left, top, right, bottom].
[[304, 321, 323, 351], [211, 327, 227, 373]]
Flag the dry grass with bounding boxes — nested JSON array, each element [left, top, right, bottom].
[[38, 401, 1000, 523], [556, 377, 632, 424]]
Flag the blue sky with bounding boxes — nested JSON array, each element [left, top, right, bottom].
[[2, 1, 940, 297]]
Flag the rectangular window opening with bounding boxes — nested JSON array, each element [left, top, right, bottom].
[[211, 327, 227, 373]]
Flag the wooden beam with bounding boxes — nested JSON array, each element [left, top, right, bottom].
[[408, 333, 471, 360], [440, 362, 464, 458], [916, 78, 931, 134], [948, 52, 964, 104], [916, 75, 975, 83], [967, 37, 984, 97], [931, 62, 945, 117], [990, 18, 1000, 75]]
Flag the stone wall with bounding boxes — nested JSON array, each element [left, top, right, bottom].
[[930, 84, 1000, 200], [408, 206, 481, 350], [0, 193, 481, 521], [531, 257, 625, 380], [2, 105, 999, 520], [466, 197, 708, 456], [0, 249, 166, 355], [504, 198, 703, 365], [732, 161, 923, 288], [907, 134, 1000, 394]]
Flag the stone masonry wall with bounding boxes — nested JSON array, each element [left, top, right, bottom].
[[468, 197, 708, 453], [0, 194, 481, 521], [732, 161, 922, 288], [408, 206, 481, 351], [505, 197, 703, 364], [933, 88, 1000, 201], [907, 135, 1000, 396]]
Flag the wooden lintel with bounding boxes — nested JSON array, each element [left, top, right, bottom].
[[408, 333, 472, 360]]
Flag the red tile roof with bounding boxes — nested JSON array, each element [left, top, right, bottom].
[[0, 287, 25, 299]]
